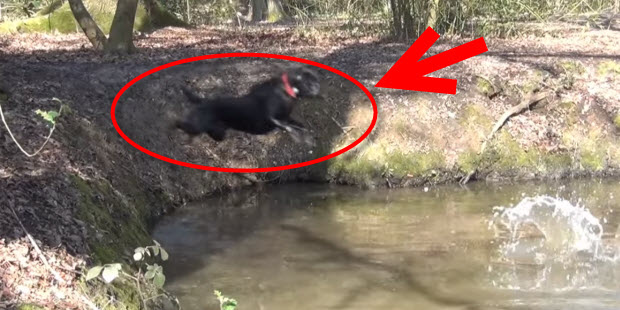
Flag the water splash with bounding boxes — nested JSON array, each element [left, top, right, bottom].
[[491, 195, 603, 263], [489, 195, 617, 291]]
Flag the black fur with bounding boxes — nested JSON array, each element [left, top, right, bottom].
[[174, 67, 320, 144]]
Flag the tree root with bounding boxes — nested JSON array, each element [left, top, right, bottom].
[[460, 91, 549, 184]]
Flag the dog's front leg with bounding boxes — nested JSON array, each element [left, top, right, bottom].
[[270, 118, 305, 143], [286, 117, 309, 132]]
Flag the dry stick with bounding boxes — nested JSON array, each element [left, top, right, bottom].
[[8, 204, 65, 284], [0, 99, 64, 157], [460, 91, 549, 184]]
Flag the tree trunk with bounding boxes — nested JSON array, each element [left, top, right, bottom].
[[142, 0, 190, 29], [251, 0, 266, 22], [67, 0, 107, 50], [106, 0, 138, 53], [390, 0, 401, 38], [267, 0, 285, 22], [427, 0, 439, 29]]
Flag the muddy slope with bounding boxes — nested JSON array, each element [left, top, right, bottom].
[[1, 25, 619, 308]]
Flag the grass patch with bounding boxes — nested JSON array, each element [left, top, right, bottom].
[[597, 61, 620, 76]]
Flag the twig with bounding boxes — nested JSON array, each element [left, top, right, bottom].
[[144, 293, 166, 302], [460, 91, 549, 184], [80, 294, 101, 310], [479, 91, 548, 154], [8, 204, 65, 283], [0, 97, 64, 157], [134, 268, 147, 310]]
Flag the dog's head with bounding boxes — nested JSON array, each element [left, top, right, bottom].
[[285, 67, 321, 98]]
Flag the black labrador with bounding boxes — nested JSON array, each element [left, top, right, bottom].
[[174, 67, 320, 145]]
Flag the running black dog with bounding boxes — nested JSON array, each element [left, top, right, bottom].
[[174, 67, 320, 145]]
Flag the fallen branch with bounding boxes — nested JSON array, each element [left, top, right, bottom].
[[0, 97, 64, 157], [480, 91, 548, 154], [8, 204, 65, 284], [460, 91, 549, 184]]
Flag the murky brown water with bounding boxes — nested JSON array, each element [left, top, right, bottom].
[[153, 179, 620, 310]]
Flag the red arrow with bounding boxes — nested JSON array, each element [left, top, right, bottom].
[[375, 27, 488, 95]]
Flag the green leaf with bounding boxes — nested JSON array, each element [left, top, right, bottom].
[[150, 246, 160, 256], [101, 265, 119, 283], [34, 109, 59, 125], [153, 272, 166, 288], [214, 290, 237, 310], [85, 266, 103, 281], [222, 300, 237, 310], [160, 248, 169, 261], [153, 240, 161, 246], [144, 269, 156, 279], [108, 263, 122, 271]]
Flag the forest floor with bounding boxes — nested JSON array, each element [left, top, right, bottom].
[[1, 22, 620, 309]]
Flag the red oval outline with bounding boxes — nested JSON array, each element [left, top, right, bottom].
[[111, 53, 377, 173]]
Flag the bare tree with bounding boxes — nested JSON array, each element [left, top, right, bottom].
[[251, 0, 266, 21], [267, 0, 285, 21], [65, 0, 188, 53], [251, 0, 285, 22], [67, 0, 107, 50], [106, 0, 139, 53]]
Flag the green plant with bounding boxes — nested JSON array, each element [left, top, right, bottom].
[[84, 240, 169, 307], [133, 240, 169, 289], [214, 290, 238, 310], [85, 263, 122, 283], [35, 109, 59, 126]]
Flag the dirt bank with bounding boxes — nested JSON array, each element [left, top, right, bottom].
[[0, 24, 619, 309]]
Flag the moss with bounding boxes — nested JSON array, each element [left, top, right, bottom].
[[581, 149, 605, 172], [80, 277, 143, 310], [70, 174, 151, 264], [459, 104, 493, 129], [541, 153, 573, 172], [491, 131, 539, 171], [476, 76, 494, 97], [559, 60, 586, 75], [328, 142, 445, 185], [16, 304, 46, 310], [614, 114, 620, 129], [457, 150, 480, 174], [329, 155, 380, 185], [597, 60, 620, 76], [267, 11, 284, 23], [0, 1, 149, 34], [521, 69, 546, 93], [385, 151, 445, 177], [560, 101, 579, 126]]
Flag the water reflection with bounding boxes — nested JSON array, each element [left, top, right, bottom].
[[153, 179, 620, 310]]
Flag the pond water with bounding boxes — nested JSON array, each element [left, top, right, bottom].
[[153, 180, 620, 310]]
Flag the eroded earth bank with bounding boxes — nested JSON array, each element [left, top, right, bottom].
[[0, 25, 619, 309]]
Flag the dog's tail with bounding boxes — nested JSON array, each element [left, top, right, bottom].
[[181, 86, 204, 104]]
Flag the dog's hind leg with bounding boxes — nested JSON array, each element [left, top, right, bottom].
[[181, 86, 204, 104], [206, 126, 227, 142]]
